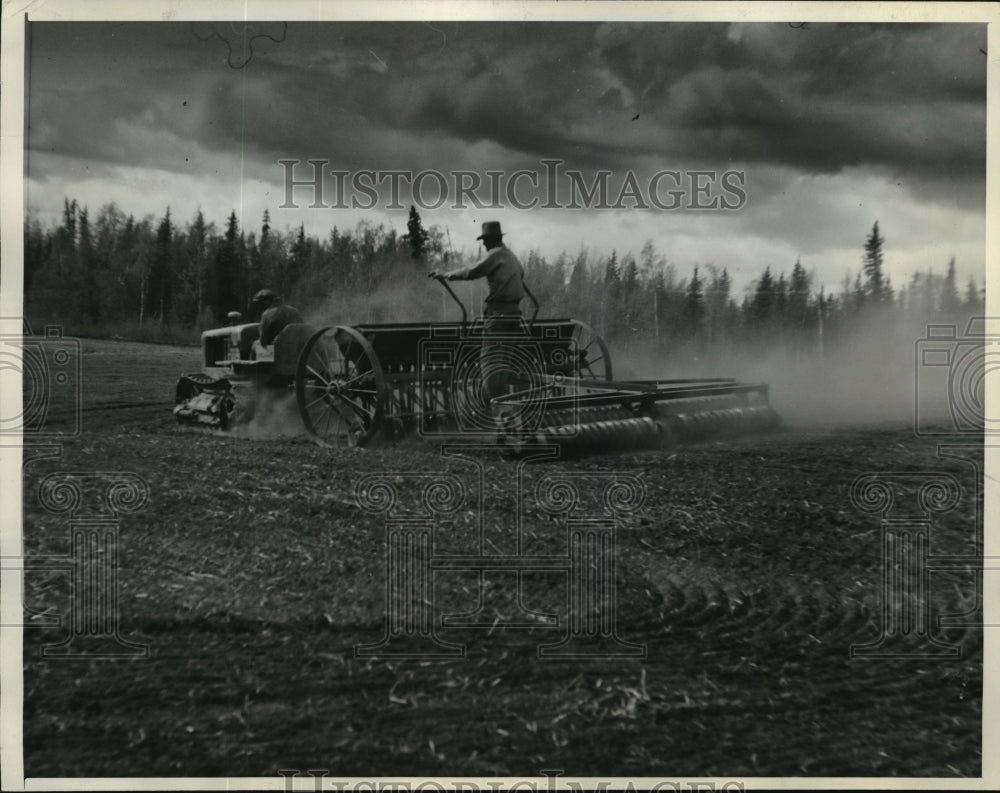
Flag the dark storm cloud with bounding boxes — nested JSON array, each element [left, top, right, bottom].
[[256, 22, 632, 168], [589, 22, 986, 177], [261, 21, 987, 178], [26, 21, 986, 184]]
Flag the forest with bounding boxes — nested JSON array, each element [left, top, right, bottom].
[[24, 200, 985, 366]]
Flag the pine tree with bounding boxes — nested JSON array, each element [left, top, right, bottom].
[[918, 270, 939, 318], [683, 265, 705, 336], [60, 199, 77, 257], [24, 215, 47, 295], [148, 209, 173, 322], [188, 210, 209, 322], [620, 255, 640, 335], [816, 285, 826, 357], [210, 211, 240, 321], [787, 259, 811, 340], [55, 198, 78, 284], [248, 209, 272, 295], [863, 221, 886, 302], [853, 271, 866, 312], [77, 208, 99, 322], [940, 257, 960, 316], [704, 266, 732, 343], [964, 276, 982, 312], [651, 269, 667, 344], [567, 251, 589, 317], [774, 272, 788, 328], [907, 271, 923, 316], [751, 266, 775, 329], [602, 250, 620, 338], [288, 223, 308, 289], [403, 205, 430, 262]]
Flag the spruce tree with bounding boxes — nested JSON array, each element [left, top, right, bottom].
[[863, 221, 886, 302], [940, 257, 960, 316], [148, 209, 173, 322], [210, 211, 240, 321], [683, 265, 705, 335], [403, 205, 430, 262]]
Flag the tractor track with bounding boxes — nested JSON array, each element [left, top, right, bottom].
[[636, 575, 980, 656]]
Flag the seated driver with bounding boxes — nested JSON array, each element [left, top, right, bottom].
[[251, 289, 304, 348]]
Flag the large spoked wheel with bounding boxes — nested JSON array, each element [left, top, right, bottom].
[[295, 326, 387, 447], [570, 320, 613, 380]]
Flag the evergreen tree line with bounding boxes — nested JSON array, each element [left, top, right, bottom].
[[25, 202, 985, 357]]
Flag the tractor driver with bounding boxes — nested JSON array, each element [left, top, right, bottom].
[[251, 289, 304, 348], [428, 221, 527, 410]]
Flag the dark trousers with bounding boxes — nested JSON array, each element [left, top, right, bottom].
[[480, 305, 523, 409]]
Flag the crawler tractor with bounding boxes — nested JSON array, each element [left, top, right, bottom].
[[174, 279, 779, 454]]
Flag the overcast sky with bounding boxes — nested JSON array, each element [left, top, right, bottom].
[[25, 20, 986, 294]]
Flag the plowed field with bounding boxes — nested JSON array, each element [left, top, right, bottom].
[[18, 339, 983, 779]]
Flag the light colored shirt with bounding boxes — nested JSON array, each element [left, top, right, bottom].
[[453, 245, 526, 306]]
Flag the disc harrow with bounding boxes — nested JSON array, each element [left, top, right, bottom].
[[495, 376, 779, 456]]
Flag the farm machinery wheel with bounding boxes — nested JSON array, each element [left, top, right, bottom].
[[570, 320, 612, 380], [295, 326, 388, 448]]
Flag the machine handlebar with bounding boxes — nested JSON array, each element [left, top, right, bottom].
[[522, 283, 540, 328], [430, 272, 538, 329], [431, 274, 469, 325]]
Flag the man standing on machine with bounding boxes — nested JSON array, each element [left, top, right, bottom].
[[429, 221, 527, 410]]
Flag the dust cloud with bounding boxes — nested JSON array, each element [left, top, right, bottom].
[[232, 388, 305, 440], [302, 267, 472, 328], [609, 311, 976, 432]]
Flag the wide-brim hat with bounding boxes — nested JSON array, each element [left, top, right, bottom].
[[476, 221, 504, 240]]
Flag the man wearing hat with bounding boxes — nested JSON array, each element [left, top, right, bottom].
[[430, 221, 526, 310], [429, 221, 527, 407], [251, 289, 304, 348]]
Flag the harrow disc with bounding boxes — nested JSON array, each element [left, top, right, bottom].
[[295, 326, 388, 447], [500, 398, 780, 457], [540, 404, 636, 428], [655, 403, 781, 442], [501, 415, 667, 456]]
